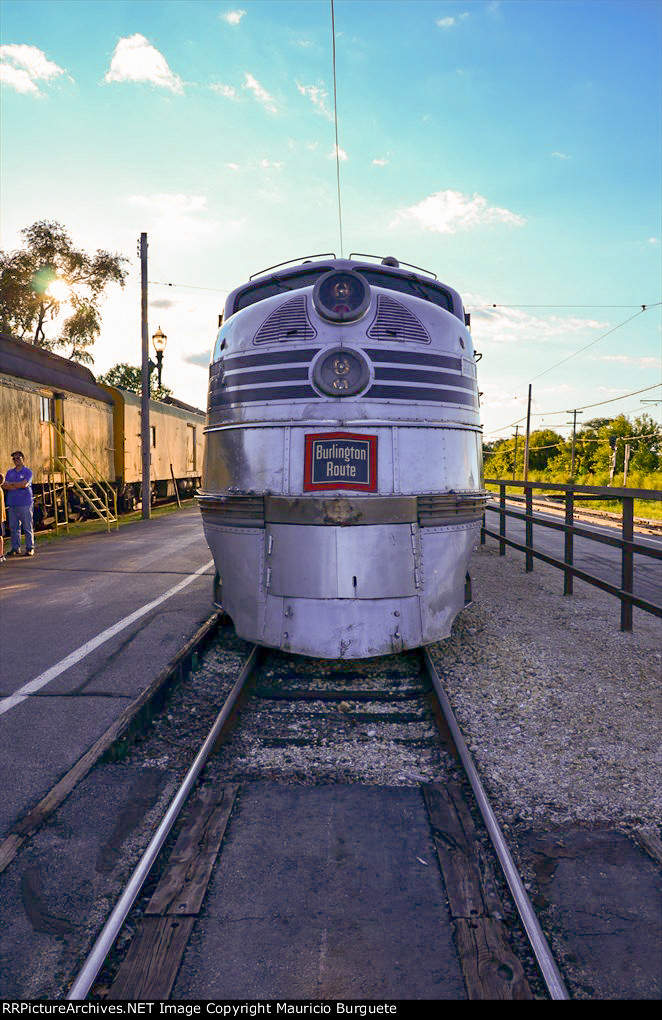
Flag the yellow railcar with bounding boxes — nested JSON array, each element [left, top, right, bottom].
[[0, 333, 205, 524]]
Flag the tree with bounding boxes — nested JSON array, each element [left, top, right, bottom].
[[0, 220, 128, 364], [97, 362, 173, 402], [483, 429, 566, 478]]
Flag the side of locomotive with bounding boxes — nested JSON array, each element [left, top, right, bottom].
[[199, 255, 485, 660]]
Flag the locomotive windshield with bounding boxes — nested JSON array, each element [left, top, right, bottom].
[[232, 265, 456, 317]]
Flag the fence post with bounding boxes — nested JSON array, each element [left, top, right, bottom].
[[525, 484, 533, 571], [480, 510, 486, 545], [564, 489, 574, 595], [621, 496, 634, 631], [499, 483, 506, 556]]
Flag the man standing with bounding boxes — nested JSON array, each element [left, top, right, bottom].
[[3, 451, 35, 557]]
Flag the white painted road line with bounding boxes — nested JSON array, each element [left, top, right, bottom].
[[0, 560, 214, 718]]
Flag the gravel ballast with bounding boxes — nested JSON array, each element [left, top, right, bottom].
[[428, 541, 661, 836]]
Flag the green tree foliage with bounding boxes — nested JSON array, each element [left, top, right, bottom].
[[484, 429, 567, 478], [0, 220, 128, 364], [97, 362, 173, 402], [574, 414, 661, 479], [484, 415, 661, 485]]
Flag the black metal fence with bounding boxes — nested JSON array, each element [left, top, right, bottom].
[[481, 479, 662, 631]]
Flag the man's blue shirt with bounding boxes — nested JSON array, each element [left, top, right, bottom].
[[5, 466, 33, 508]]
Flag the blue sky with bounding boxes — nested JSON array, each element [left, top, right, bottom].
[[1, 0, 660, 438]]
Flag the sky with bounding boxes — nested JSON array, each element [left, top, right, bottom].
[[1, 0, 661, 440]]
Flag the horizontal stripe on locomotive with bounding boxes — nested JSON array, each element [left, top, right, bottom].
[[373, 366, 475, 391], [209, 378, 478, 407], [197, 492, 487, 527], [364, 349, 463, 371], [367, 384, 477, 406], [211, 348, 321, 372], [209, 381, 477, 407], [213, 364, 474, 392], [210, 383, 319, 406], [218, 366, 311, 387]]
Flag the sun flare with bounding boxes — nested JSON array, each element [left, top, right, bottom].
[[46, 279, 71, 304]]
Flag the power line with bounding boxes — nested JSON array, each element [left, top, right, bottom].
[[330, 0, 344, 258], [504, 303, 660, 395], [469, 303, 654, 309], [485, 382, 662, 436], [538, 382, 662, 417], [485, 431, 662, 455], [148, 280, 230, 294]]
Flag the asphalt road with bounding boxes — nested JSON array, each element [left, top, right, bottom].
[[0, 505, 215, 841], [484, 502, 662, 607]]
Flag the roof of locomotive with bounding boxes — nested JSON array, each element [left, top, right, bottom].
[[0, 332, 113, 404], [223, 255, 466, 323]]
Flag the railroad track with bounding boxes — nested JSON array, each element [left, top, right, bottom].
[[65, 637, 568, 1001]]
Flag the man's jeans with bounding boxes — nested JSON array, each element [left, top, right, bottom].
[[7, 504, 34, 552]]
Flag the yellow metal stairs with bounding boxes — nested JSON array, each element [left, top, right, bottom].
[[47, 423, 119, 533]]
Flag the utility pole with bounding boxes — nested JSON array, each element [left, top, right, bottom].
[[512, 425, 519, 481], [523, 385, 532, 482], [623, 443, 631, 485], [139, 232, 151, 520], [566, 408, 583, 478]]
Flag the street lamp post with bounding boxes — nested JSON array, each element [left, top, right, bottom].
[[152, 326, 167, 388]]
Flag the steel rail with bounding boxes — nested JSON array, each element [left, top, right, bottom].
[[424, 649, 570, 1001], [67, 645, 259, 1001]]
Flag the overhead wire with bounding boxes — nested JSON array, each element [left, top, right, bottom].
[[330, 0, 344, 258], [503, 303, 660, 395], [484, 382, 662, 437], [148, 280, 230, 294]]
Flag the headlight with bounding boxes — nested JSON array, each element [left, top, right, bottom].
[[313, 270, 370, 323], [312, 346, 371, 397]]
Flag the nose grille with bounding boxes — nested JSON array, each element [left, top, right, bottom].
[[254, 295, 318, 344], [367, 295, 430, 344]]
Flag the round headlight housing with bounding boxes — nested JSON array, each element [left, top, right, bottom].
[[313, 270, 370, 323], [312, 346, 371, 397]]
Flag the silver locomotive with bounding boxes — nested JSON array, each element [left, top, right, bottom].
[[198, 254, 485, 659]]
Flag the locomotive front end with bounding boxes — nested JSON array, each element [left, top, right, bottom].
[[199, 256, 485, 659]]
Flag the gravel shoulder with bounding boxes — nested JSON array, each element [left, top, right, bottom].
[[428, 541, 661, 836]]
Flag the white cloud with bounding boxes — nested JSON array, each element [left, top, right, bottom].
[[393, 189, 526, 234], [371, 157, 389, 167], [127, 193, 221, 240], [221, 10, 246, 25], [0, 43, 69, 96], [296, 81, 334, 120], [600, 355, 660, 368], [103, 34, 184, 93], [329, 144, 348, 162], [466, 297, 608, 347], [551, 151, 571, 160], [211, 83, 237, 98], [259, 159, 284, 170], [243, 72, 277, 113], [436, 13, 469, 28]]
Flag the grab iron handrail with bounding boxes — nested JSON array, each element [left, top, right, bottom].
[[481, 479, 662, 631]]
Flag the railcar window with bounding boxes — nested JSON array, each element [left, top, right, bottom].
[[40, 395, 55, 422]]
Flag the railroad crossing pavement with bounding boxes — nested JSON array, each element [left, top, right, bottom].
[[0, 505, 215, 841], [171, 782, 467, 999]]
